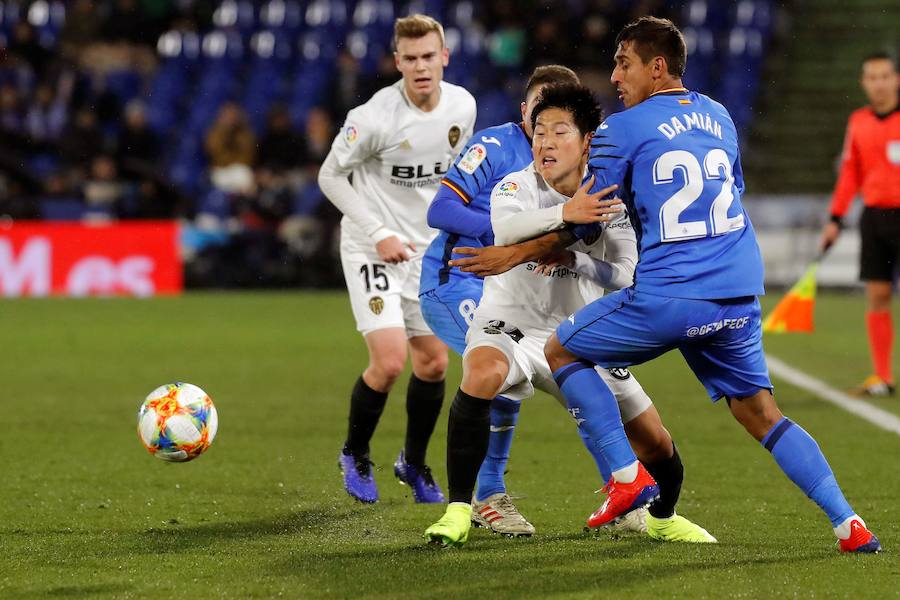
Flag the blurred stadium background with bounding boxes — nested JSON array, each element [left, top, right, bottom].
[[0, 0, 897, 295]]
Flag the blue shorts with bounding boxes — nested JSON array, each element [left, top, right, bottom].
[[419, 279, 483, 355], [556, 288, 773, 401]]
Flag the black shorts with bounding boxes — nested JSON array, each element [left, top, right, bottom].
[[860, 207, 900, 282]]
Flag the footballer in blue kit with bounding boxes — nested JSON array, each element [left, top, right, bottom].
[[454, 17, 880, 553], [542, 17, 880, 552]]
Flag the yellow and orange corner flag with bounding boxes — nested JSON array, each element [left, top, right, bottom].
[[762, 260, 820, 333]]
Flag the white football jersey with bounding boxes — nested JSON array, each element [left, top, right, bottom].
[[476, 164, 637, 330], [327, 79, 476, 255]]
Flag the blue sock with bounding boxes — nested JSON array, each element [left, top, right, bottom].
[[475, 396, 520, 501], [577, 426, 612, 483], [762, 417, 855, 527], [553, 361, 636, 474]]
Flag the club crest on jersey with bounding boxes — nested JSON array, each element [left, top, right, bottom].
[[448, 124, 462, 148], [368, 296, 384, 315], [608, 368, 631, 381], [458, 143, 486, 174], [344, 125, 359, 144]]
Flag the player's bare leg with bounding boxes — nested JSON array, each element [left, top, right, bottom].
[[855, 280, 895, 396], [395, 335, 449, 503], [728, 389, 880, 552], [339, 328, 408, 503], [425, 347, 510, 546]]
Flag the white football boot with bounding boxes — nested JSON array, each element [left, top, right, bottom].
[[471, 493, 535, 537]]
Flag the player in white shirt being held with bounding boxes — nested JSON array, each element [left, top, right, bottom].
[[318, 15, 476, 504], [425, 84, 715, 546]]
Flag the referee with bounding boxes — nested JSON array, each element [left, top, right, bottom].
[[820, 52, 900, 397]]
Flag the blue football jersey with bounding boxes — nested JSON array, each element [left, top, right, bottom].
[[588, 90, 764, 300], [420, 122, 533, 293]]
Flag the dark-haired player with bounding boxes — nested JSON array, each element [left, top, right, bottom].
[[532, 17, 881, 553], [420, 65, 580, 535], [819, 52, 900, 397], [423, 84, 714, 547]]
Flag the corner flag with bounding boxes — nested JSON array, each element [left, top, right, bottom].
[[762, 259, 821, 333]]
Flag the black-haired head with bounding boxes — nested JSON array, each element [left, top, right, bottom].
[[615, 16, 687, 78], [530, 83, 603, 137]]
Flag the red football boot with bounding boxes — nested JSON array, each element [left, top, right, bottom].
[[588, 462, 659, 528], [839, 518, 882, 553]]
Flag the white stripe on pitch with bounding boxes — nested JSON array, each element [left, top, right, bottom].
[[765, 353, 900, 436]]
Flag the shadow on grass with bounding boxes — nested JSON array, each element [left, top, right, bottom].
[[275, 535, 837, 598], [26, 583, 133, 598], [135, 505, 364, 554]]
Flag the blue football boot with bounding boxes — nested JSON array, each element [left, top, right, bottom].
[[394, 450, 445, 503], [338, 447, 378, 503]]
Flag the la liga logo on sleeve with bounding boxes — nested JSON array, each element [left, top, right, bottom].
[[344, 125, 359, 144], [458, 143, 486, 174]]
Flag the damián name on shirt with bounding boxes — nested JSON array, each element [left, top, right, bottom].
[[657, 112, 723, 141]]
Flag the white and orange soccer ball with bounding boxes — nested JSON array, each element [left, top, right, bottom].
[[137, 382, 218, 462]]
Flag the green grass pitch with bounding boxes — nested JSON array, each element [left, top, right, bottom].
[[2, 291, 898, 598]]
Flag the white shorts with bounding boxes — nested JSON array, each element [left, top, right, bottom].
[[464, 317, 652, 423], [340, 250, 432, 338]]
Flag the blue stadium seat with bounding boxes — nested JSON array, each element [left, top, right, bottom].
[[197, 187, 233, 220], [105, 69, 143, 105], [474, 88, 515, 132], [293, 181, 325, 216], [682, 26, 716, 93], [304, 0, 350, 39], [41, 198, 86, 221], [346, 30, 388, 77], [260, 0, 304, 33], [213, 0, 258, 39], [400, 0, 447, 21]]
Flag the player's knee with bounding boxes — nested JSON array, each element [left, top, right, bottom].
[[544, 333, 575, 372], [370, 355, 407, 386], [461, 351, 508, 399], [728, 389, 783, 441], [414, 352, 448, 382]]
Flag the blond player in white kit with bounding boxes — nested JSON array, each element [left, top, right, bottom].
[[318, 15, 476, 504]]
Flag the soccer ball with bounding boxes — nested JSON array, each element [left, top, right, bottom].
[[137, 382, 218, 462]]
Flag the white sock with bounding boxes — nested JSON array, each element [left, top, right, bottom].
[[612, 461, 638, 484], [833, 514, 864, 540]]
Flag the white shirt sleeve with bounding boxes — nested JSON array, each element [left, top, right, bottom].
[[491, 177, 565, 246], [571, 211, 637, 291], [317, 108, 396, 243]]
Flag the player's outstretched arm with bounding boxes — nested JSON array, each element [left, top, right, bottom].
[[449, 230, 575, 277]]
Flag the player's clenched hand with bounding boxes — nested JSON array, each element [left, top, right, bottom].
[[534, 250, 575, 276], [376, 236, 416, 263], [562, 176, 622, 224], [449, 245, 522, 276]]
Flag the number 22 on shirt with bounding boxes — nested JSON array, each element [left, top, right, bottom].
[[654, 148, 745, 242]]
